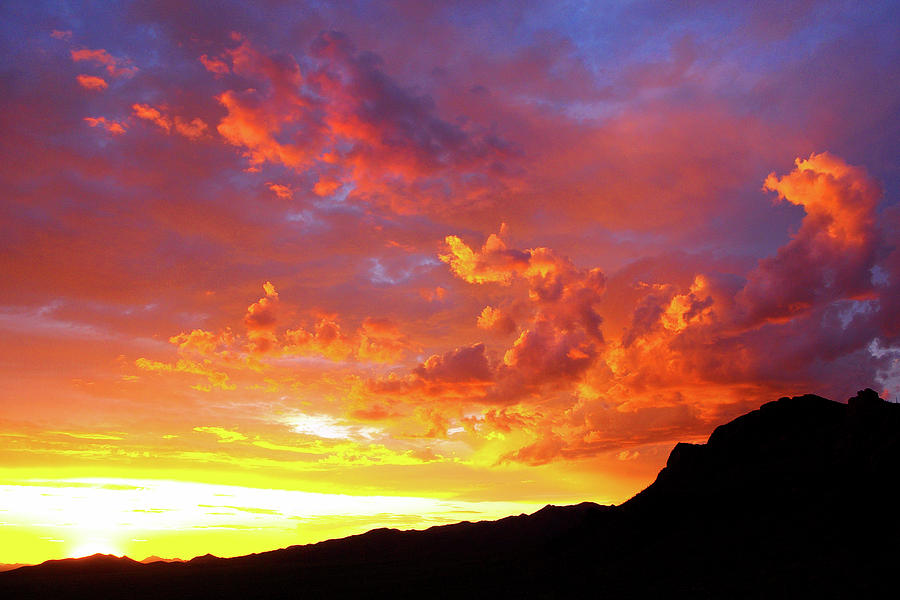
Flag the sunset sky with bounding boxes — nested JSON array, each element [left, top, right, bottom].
[[1, 1, 899, 565]]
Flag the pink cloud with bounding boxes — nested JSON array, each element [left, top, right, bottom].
[[83, 116, 126, 135], [355, 153, 895, 460], [76, 74, 107, 91], [413, 343, 494, 383], [132, 104, 209, 140], [71, 48, 137, 77], [737, 152, 881, 326], [200, 53, 230, 75], [211, 35, 511, 211], [266, 183, 293, 199]]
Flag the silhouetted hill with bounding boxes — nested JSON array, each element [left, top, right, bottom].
[[0, 564, 29, 573], [2, 389, 898, 598], [140, 555, 184, 564]]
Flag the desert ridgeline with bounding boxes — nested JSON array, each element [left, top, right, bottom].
[[2, 389, 897, 598]]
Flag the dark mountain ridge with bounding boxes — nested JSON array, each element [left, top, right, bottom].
[[3, 389, 898, 598]]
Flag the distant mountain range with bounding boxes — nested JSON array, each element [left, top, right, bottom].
[[0, 564, 29, 573], [2, 389, 897, 598], [140, 555, 185, 564]]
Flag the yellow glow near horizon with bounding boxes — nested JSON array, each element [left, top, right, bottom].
[[70, 539, 123, 559], [0, 477, 546, 565]]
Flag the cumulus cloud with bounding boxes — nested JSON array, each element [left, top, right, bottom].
[[500, 319, 596, 386], [360, 154, 897, 462], [477, 306, 517, 335], [132, 104, 209, 140], [364, 343, 495, 403], [244, 281, 279, 353], [368, 226, 607, 406], [157, 283, 412, 366], [119, 149, 894, 467], [414, 343, 494, 383], [440, 225, 529, 285], [283, 316, 354, 360], [282, 315, 411, 363], [441, 226, 606, 343], [737, 152, 881, 326], [76, 74, 108, 91]]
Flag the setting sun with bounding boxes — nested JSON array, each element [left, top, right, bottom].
[[69, 540, 122, 560]]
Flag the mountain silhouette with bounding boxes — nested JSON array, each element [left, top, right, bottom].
[[2, 389, 898, 598], [0, 564, 29, 573], [140, 555, 185, 564]]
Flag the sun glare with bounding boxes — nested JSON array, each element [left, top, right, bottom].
[[0, 477, 544, 564], [69, 539, 121, 558]]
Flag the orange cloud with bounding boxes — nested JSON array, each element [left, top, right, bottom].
[[364, 344, 496, 404], [439, 225, 528, 285], [283, 316, 355, 360], [477, 306, 517, 335], [440, 226, 607, 347], [363, 154, 888, 461], [169, 329, 237, 359], [356, 318, 410, 363], [70, 48, 137, 77], [216, 88, 314, 168], [200, 53, 230, 75], [160, 283, 410, 364], [244, 282, 279, 354], [83, 116, 126, 135], [76, 74, 107, 91], [133, 103, 171, 132], [738, 152, 881, 325], [283, 316, 410, 363], [500, 319, 596, 386], [134, 358, 235, 392], [209, 35, 510, 208], [500, 430, 566, 466], [267, 183, 293, 199], [174, 118, 209, 140], [214, 39, 315, 169], [111, 150, 892, 469], [365, 228, 608, 407], [313, 179, 341, 196], [419, 287, 447, 302], [414, 343, 494, 384], [132, 104, 208, 140]]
